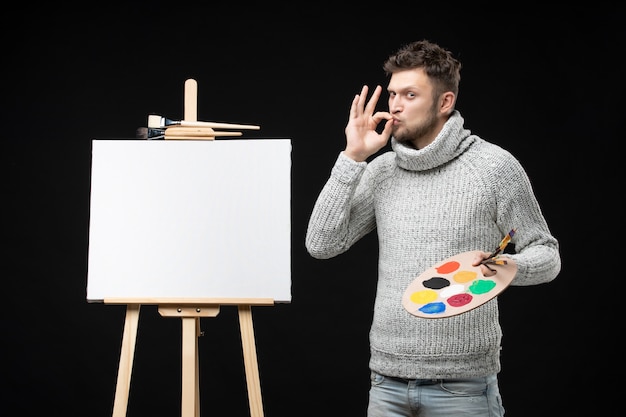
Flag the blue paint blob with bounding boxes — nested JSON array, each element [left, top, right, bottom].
[[418, 302, 446, 314]]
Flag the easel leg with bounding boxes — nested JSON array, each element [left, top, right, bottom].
[[112, 304, 140, 417], [181, 316, 200, 417], [238, 305, 264, 417], [159, 305, 219, 417]]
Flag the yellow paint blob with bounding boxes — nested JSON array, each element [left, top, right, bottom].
[[453, 270, 477, 283], [410, 289, 439, 304]]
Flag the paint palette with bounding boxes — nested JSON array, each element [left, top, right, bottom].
[[402, 251, 517, 318]]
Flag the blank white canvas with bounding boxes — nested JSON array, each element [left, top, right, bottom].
[[87, 139, 292, 302]]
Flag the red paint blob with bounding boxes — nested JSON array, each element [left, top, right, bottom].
[[436, 261, 460, 274], [447, 293, 472, 307]]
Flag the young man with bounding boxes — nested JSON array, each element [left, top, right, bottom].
[[305, 40, 561, 417]]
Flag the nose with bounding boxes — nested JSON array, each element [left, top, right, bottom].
[[389, 95, 402, 113]]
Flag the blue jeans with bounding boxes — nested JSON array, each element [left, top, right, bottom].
[[367, 371, 505, 417]]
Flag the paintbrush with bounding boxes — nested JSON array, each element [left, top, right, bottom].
[[147, 114, 260, 130], [481, 228, 517, 267], [136, 127, 165, 139], [136, 126, 244, 140], [164, 126, 242, 140]]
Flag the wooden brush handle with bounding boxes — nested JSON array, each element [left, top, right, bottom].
[[164, 126, 243, 139]]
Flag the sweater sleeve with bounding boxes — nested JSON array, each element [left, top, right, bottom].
[[493, 151, 562, 286], [305, 152, 377, 259]]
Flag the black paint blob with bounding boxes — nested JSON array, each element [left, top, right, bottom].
[[422, 276, 450, 289]]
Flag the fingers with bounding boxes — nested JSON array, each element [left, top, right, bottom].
[[472, 251, 501, 277], [359, 85, 369, 104], [349, 85, 369, 119], [365, 85, 382, 115], [472, 251, 491, 266], [481, 264, 497, 277], [349, 94, 359, 119], [371, 111, 392, 124], [381, 116, 394, 137], [351, 85, 382, 119]]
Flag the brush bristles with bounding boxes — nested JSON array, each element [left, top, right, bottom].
[[147, 114, 164, 128]]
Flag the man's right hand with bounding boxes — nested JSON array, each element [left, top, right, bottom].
[[344, 85, 393, 162]]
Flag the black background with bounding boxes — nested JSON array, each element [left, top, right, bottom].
[[4, 4, 621, 417]]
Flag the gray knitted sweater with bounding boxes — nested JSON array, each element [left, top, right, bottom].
[[305, 110, 561, 379]]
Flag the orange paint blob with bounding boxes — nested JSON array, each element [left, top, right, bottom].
[[436, 261, 460, 274], [453, 270, 477, 283]]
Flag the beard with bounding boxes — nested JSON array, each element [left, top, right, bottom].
[[392, 104, 439, 147]]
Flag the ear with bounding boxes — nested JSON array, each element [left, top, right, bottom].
[[439, 92, 456, 115]]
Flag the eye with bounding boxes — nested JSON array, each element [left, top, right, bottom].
[[388, 91, 397, 98], [407, 92, 416, 99]]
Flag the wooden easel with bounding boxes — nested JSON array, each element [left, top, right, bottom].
[[107, 297, 273, 417], [106, 80, 273, 417]]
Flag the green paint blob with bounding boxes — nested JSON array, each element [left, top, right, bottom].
[[468, 279, 496, 294]]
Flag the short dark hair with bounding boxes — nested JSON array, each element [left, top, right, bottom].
[[383, 40, 461, 98]]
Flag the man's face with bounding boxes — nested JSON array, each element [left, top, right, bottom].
[[387, 68, 440, 148]]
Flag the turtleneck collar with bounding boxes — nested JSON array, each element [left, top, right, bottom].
[[391, 110, 475, 172]]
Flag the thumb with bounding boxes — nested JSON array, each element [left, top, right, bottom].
[[381, 118, 394, 138]]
